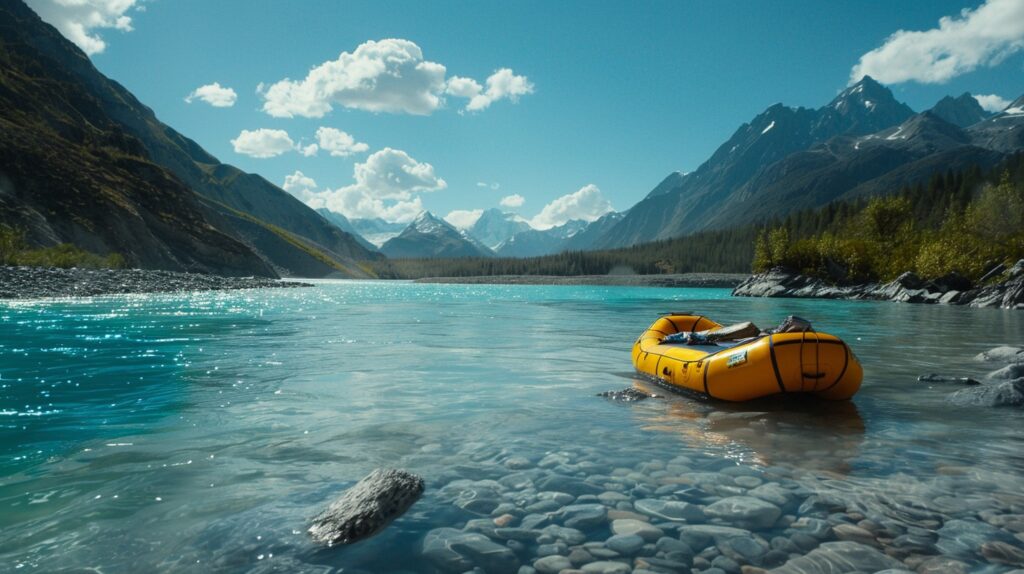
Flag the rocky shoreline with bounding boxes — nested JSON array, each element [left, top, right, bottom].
[[415, 273, 747, 288], [0, 266, 311, 299], [732, 260, 1024, 309]]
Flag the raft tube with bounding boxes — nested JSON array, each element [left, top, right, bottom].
[[632, 314, 862, 401]]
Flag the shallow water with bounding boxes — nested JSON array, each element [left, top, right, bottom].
[[0, 281, 1022, 573]]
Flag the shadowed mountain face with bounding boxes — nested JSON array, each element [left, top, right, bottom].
[[592, 77, 1023, 248], [381, 212, 494, 259], [0, 0, 379, 277]]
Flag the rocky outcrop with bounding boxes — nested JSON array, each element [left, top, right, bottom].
[[308, 468, 425, 546], [733, 261, 1024, 309]]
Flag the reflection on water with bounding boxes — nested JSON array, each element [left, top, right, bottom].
[[633, 377, 866, 473], [0, 281, 1022, 572]]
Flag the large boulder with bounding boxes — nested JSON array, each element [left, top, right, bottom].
[[947, 379, 1024, 407], [308, 468, 424, 546]]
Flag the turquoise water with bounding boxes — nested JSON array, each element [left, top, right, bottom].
[[1, 281, 1022, 573]]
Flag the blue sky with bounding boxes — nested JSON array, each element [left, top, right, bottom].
[[29, 0, 1024, 228]]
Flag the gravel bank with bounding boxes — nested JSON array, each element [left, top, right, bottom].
[[0, 266, 311, 299], [414, 273, 748, 288]]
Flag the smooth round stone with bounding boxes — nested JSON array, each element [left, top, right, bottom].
[[505, 456, 533, 470], [656, 536, 694, 556], [832, 523, 879, 547], [611, 519, 664, 542], [422, 528, 520, 574], [518, 566, 537, 574], [538, 491, 576, 505], [525, 500, 564, 514], [533, 555, 572, 574], [521, 514, 552, 530], [982, 540, 1024, 566], [536, 542, 568, 557], [580, 561, 631, 574], [568, 548, 594, 566], [718, 535, 768, 562], [747, 484, 793, 507], [608, 509, 649, 522], [598, 491, 631, 504], [542, 525, 587, 545], [494, 528, 542, 541], [587, 547, 621, 559], [712, 555, 741, 574], [734, 476, 763, 489], [635, 498, 705, 522], [493, 514, 516, 527], [560, 504, 608, 530], [704, 497, 781, 529], [605, 534, 645, 555]]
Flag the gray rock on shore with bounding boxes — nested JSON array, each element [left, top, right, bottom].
[[732, 262, 1024, 309], [309, 468, 425, 546]]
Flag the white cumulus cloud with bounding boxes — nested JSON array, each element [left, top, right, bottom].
[[444, 209, 484, 230], [850, 0, 1024, 84], [260, 38, 533, 117], [260, 39, 448, 117], [530, 185, 613, 230], [230, 128, 296, 158], [315, 127, 369, 157], [500, 194, 525, 208], [450, 68, 535, 112], [185, 83, 238, 108], [27, 0, 137, 55], [282, 171, 317, 194], [300, 148, 445, 223], [974, 93, 1012, 112]]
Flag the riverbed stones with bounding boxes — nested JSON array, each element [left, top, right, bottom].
[[982, 540, 1024, 566], [705, 497, 782, 529], [605, 533, 645, 555], [768, 540, 904, 573], [422, 528, 520, 573], [581, 561, 631, 574], [634, 498, 705, 522], [611, 519, 664, 541], [539, 475, 603, 497], [308, 468, 424, 546], [543, 525, 588, 545], [560, 504, 608, 530], [937, 518, 1021, 558], [533, 555, 572, 574], [831, 523, 879, 547]]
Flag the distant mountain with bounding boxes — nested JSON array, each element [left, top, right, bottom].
[[380, 212, 495, 259], [315, 208, 377, 252], [468, 208, 532, 249], [562, 211, 625, 251], [0, 0, 379, 278], [494, 219, 592, 257], [591, 77, 1023, 248], [349, 218, 406, 247], [929, 93, 991, 128]]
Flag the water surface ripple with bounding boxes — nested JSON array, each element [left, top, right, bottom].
[[1, 281, 1022, 572]]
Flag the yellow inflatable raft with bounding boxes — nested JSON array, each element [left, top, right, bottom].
[[632, 313, 862, 401]]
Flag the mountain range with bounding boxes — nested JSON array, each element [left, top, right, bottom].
[[586, 77, 1024, 248], [0, 0, 379, 277]]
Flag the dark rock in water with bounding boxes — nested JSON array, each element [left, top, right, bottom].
[[947, 379, 1024, 407], [309, 469, 424, 546], [769, 540, 905, 573], [917, 374, 981, 385], [988, 363, 1024, 380], [597, 388, 662, 401], [974, 346, 1024, 364]]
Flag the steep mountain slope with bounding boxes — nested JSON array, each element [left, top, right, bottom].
[[929, 93, 991, 128], [316, 208, 377, 252], [967, 96, 1024, 153], [492, 219, 590, 257], [0, 3, 275, 276], [381, 212, 495, 259], [0, 0, 378, 277], [594, 77, 1021, 248], [469, 209, 532, 249]]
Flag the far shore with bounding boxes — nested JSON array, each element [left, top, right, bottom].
[[412, 273, 748, 288]]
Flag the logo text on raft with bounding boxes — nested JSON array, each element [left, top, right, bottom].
[[727, 350, 748, 368]]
